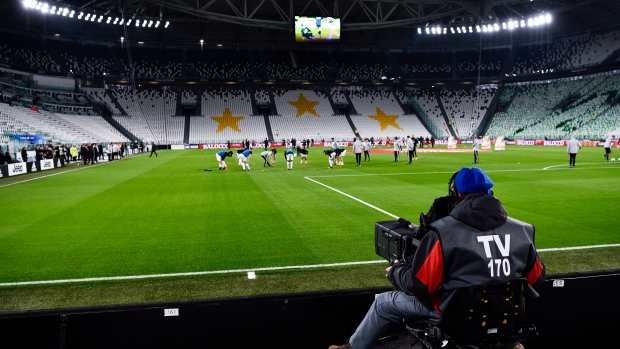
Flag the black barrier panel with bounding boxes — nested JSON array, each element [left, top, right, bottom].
[[65, 306, 183, 349], [534, 270, 620, 348], [177, 290, 377, 349], [0, 313, 61, 349], [0, 271, 619, 349]]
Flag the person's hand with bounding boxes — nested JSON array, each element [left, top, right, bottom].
[[386, 260, 399, 276]]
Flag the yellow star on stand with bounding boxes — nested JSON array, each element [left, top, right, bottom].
[[288, 93, 320, 118], [210, 108, 245, 133], [368, 108, 404, 131]]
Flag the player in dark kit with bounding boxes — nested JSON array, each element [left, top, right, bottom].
[[323, 149, 336, 169], [301, 27, 317, 40]]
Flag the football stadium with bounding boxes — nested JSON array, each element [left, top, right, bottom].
[[0, 1, 620, 348]]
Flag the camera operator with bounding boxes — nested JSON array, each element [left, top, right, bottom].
[[328, 167, 546, 349]]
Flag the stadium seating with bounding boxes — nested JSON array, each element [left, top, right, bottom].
[[440, 89, 496, 138], [349, 90, 431, 139]]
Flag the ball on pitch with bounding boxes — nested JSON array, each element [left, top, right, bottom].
[[612, 158, 616, 162]]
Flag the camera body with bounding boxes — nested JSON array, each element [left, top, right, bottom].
[[374, 218, 425, 264], [375, 194, 455, 264]]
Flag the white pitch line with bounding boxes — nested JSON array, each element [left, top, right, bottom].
[[0, 260, 387, 287], [537, 243, 620, 252], [1, 243, 619, 287], [304, 176, 399, 219], [0, 156, 136, 188], [308, 166, 620, 178], [543, 162, 620, 171]]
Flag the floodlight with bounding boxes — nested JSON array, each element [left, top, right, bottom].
[[545, 13, 552, 23], [450, 27, 455, 34], [456, 27, 461, 33], [476, 25, 481, 32], [148, 20, 153, 27], [135, 19, 140, 26], [469, 26, 473, 33], [443, 28, 447, 34], [165, 21, 169, 28], [494, 23, 499, 31], [425, 27, 429, 34], [126, 19, 131, 25], [431, 27, 436, 34], [142, 20, 147, 27], [155, 20, 160, 28]]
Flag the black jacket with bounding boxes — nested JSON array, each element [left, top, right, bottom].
[[388, 194, 546, 315]]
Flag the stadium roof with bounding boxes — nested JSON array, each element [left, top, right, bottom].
[[2, 0, 620, 49]]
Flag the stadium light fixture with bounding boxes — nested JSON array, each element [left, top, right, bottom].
[[416, 12, 552, 35], [22, 2, 168, 30]]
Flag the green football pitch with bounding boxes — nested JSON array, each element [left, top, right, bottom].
[[0, 145, 619, 311]]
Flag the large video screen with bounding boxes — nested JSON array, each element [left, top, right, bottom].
[[294, 16, 341, 43]]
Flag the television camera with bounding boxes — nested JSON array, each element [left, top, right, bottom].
[[375, 192, 456, 264]]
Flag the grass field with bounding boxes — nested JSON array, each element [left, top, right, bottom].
[[0, 145, 619, 312]]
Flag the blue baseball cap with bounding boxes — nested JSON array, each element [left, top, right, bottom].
[[454, 167, 494, 194]]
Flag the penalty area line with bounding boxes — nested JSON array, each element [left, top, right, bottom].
[[304, 176, 399, 219]]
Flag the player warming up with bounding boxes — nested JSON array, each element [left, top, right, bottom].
[[239, 149, 253, 171], [323, 149, 336, 169], [261, 149, 275, 167], [299, 148, 308, 164], [216, 151, 233, 170], [285, 148, 295, 170]]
